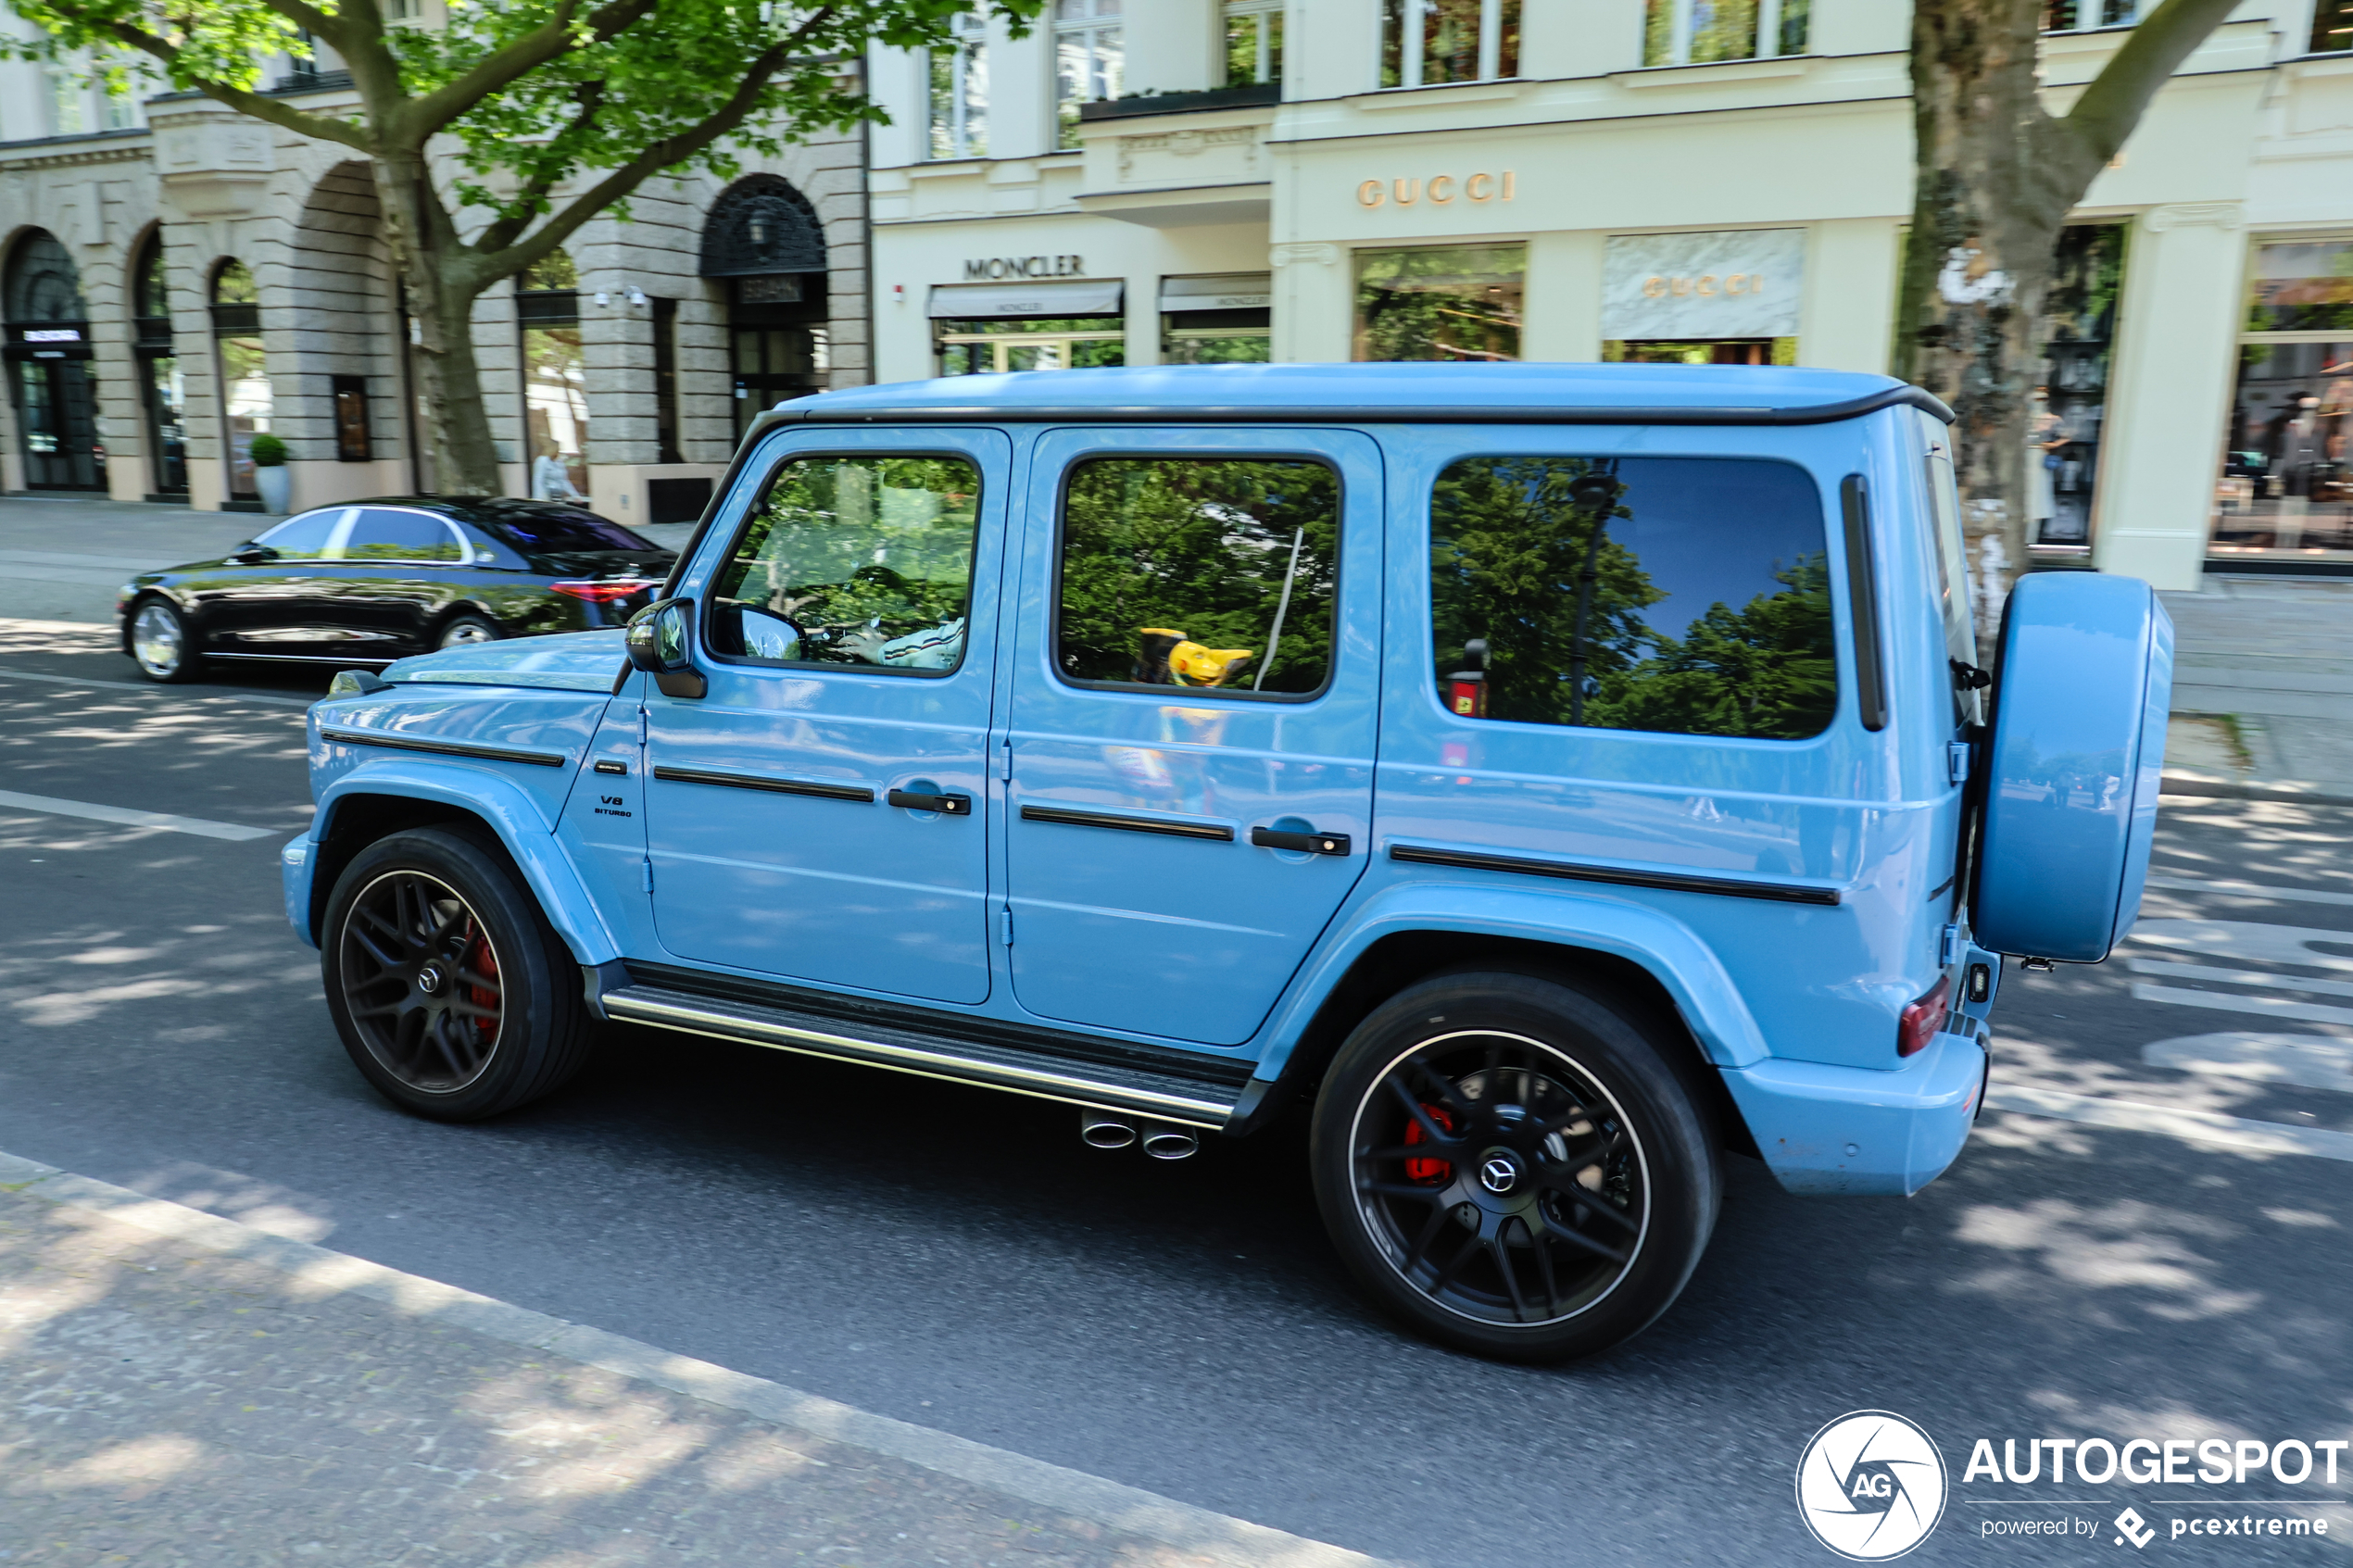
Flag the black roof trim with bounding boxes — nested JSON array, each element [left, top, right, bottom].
[[764, 383, 1955, 429]]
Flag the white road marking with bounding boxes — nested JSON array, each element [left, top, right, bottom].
[[0, 665, 314, 709], [2128, 919, 2353, 974], [2130, 983, 2353, 1028], [2141, 1033, 2353, 1096], [1984, 1084, 2353, 1162], [0, 547, 190, 571], [2127, 958, 2353, 1000], [2145, 873, 2353, 909], [0, 1147, 1388, 1568], [0, 787, 281, 842]]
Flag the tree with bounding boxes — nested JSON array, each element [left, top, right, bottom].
[[1894, 0, 2240, 628], [5, 0, 1038, 495]]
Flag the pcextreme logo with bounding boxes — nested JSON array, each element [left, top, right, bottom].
[[1797, 1411, 1952, 1561]]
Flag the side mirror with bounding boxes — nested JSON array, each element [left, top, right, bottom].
[[624, 597, 705, 698], [228, 544, 277, 565]]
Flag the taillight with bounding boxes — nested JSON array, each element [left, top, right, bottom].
[[550, 579, 651, 603], [1898, 975, 1952, 1058]]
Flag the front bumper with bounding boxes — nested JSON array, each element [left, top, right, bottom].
[[1719, 1028, 1987, 1196], [282, 834, 320, 949]]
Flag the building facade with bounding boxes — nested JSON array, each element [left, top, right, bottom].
[[0, 36, 872, 525], [867, 0, 2353, 590]]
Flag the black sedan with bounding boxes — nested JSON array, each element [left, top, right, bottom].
[[118, 497, 676, 684]]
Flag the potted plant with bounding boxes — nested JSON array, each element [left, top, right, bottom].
[[248, 432, 291, 514]]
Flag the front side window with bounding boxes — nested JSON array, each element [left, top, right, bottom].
[[1354, 244, 1525, 363], [1226, 0, 1284, 86], [1642, 0, 1809, 67], [255, 509, 344, 560], [1054, 0, 1123, 151], [1381, 0, 1521, 87], [928, 11, 988, 159], [1057, 458, 1339, 697], [709, 455, 981, 673], [1428, 456, 1837, 739]]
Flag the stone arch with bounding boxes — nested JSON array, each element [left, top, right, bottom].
[[700, 174, 827, 279], [289, 161, 405, 495], [123, 224, 190, 495], [5, 230, 91, 325], [4, 230, 104, 489]]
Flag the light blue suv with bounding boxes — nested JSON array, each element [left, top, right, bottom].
[[283, 364, 2171, 1360]]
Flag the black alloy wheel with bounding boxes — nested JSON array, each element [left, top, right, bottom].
[[1312, 970, 1720, 1361], [322, 827, 592, 1120]]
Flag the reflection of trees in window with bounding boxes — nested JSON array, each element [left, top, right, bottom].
[[1354, 245, 1524, 363], [712, 456, 980, 671], [1430, 456, 1836, 740], [1058, 458, 1339, 696]]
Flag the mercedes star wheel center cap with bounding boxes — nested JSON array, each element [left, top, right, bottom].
[[417, 965, 444, 996], [1478, 1155, 1519, 1195]]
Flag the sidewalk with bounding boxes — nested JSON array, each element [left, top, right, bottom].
[[0, 1150, 1377, 1568], [2159, 574, 2353, 806]]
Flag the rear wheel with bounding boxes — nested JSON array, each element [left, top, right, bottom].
[[1310, 970, 1719, 1361], [321, 827, 591, 1121], [129, 597, 199, 684], [436, 613, 500, 650]]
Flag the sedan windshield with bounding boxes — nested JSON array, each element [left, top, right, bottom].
[[478, 506, 654, 555]]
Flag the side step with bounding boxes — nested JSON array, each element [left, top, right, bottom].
[[598, 983, 1254, 1130]]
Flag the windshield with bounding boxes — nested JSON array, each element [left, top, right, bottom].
[[480, 505, 655, 555]]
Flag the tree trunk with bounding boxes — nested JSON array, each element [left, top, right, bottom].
[[1894, 0, 2067, 642], [370, 153, 504, 496]]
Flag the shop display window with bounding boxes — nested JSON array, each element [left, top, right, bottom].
[[1642, 0, 1808, 68], [2028, 222, 2127, 549], [1380, 0, 1520, 88], [928, 11, 988, 160], [1225, 0, 1283, 87], [210, 260, 267, 499], [937, 317, 1125, 375], [1604, 338, 1796, 366], [2212, 239, 2353, 564], [1353, 245, 1524, 363], [1162, 274, 1271, 365], [1054, 0, 1122, 151], [516, 253, 589, 502], [2316, 0, 2353, 54]]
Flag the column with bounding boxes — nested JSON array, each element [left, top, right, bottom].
[[1520, 231, 1604, 363], [1799, 219, 1901, 373], [1270, 242, 1349, 363]]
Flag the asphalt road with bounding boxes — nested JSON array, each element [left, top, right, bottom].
[[1, 628, 2347, 1568]]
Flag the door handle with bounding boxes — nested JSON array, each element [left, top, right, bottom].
[[887, 789, 972, 816], [1250, 826, 1352, 857]]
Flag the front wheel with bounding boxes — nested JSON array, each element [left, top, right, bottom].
[[321, 826, 592, 1121], [1310, 970, 1720, 1361], [128, 597, 199, 684]]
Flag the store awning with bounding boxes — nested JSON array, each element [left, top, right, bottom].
[[928, 280, 1125, 320], [1158, 274, 1272, 312]]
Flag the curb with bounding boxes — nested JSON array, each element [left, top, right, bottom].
[[0, 1148, 1390, 1568], [2159, 772, 2353, 809]]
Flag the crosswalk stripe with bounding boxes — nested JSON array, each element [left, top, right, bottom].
[[1984, 1084, 2353, 1163], [2126, 959, 2353, 1001], [0, 787, 282, 842], [2145, 873, 2353, 909], [2129, 982, 2353, 1028]]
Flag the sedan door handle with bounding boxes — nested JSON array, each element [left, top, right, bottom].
[[887, 789, 972, 816], [1250, 826, 1352, 857]]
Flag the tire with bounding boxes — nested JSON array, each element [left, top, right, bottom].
[[128, 596, 200, 684], [436, 613, 501, 651], [321, 826, 592, 1122], [1310, 970, 1720, 1361]]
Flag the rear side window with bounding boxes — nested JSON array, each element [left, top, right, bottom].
[[344, 508, 461, 562], [1056, 458, 1339, 696], [255, 509, 342, 560], [1429, 456, 1836, 740], [483, 506, 653, 555], [1918, 409, 1981, 722], [708, 455, 980, 673]]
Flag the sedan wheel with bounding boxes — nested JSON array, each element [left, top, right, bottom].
[[437, 614, 500, 651], [130, 598, 196, 684]]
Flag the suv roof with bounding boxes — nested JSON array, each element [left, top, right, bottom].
[[763, 362, 1952, 429]]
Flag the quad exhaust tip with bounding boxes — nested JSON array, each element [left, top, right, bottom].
[[1080, 1112, 1137, 1149], [1141, 1127, 1199, 1160], [1077, 1111, 1199, 1160]]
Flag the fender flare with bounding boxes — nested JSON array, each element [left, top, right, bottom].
[[310, 759, 622, 965], [1254, 882, 1771, 1081]]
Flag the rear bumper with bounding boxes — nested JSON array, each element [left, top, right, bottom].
[[282, 834, 319, 949], [1719, 1029, 1986, 1196]]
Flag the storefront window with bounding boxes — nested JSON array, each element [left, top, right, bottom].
[[2212, 238, 2353, 565], [210, 260, 267, 499], [938, 317, 1124, 374], [929, 11, 988, 159], [1604, 338, 1796, 365], [1161, 274, 1271, 365], [1642, 0, 1808, 67], [1054, 0, 1122, 151], [2027, 223, 2127, 549], [2317, 0, 2353, 54], [131, 232, 184, 495], [1353, 245, 1524, 363], [1226, 0, 1283, 87], [1381, 0, 1521, 88], [517, 253, 588, 502]]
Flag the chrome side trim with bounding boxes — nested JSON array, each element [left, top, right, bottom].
[[319, 727, 571, 768], [1019, 803, 1234, 842], [651, 765, 875, 803], [600, 987, 1239, 1127], [213, 652, 397, 665], [1389, 843, 1843, 906]]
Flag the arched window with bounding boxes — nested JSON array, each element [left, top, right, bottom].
[[132, 232, 186, 495], [210, 259, 270, 501], [517, 250, 589, 500], [702, 176, 829, 441], [4, 231, 102, 489]]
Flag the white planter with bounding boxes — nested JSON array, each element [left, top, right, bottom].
[[255, 465, 291, 514]]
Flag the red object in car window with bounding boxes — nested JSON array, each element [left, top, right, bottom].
[[1897, 975, 1953, 1058], [549, 579, 654, 603]]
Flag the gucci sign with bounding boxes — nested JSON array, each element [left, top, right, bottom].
[[1357, 171, 1516, 208], [1642, 273, 1768, 298]]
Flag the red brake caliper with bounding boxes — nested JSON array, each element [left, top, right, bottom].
[[461, 928, 499, 1042], [1403, 1103, 1456, 1185]]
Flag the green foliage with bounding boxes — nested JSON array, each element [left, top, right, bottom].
[[1353, 245, 1525, 363], [1056, 458, 1338, 695], [246, 431, 288, 466], [1582, 555, 1838, 739]]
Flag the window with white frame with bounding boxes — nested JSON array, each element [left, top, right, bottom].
[[929, 11, 988, 159], [1380, 0, 1521, 89], [1054, 0, 1122, 151], [2040, 1, 2140, 30], [1641, 0, 1810, 68], [1226, 0, 1283, 88], [46, 69, 87, 135]]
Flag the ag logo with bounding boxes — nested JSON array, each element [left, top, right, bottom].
[[1795, 1411, 1948, 1561]]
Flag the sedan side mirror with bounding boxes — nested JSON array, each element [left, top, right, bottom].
[[227, 544, 277, 565], [624, 597, 705, 699]]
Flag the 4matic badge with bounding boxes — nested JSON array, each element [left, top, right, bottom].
[[1797, 1411, 1950, 1561]]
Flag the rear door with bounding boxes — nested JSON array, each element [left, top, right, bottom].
[[1001, 427, 1382, 1047], [331, 507, 469, 654]]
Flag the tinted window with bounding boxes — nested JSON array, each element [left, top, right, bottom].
[[480, 506, 651, 555], [709, 455, 979, 672], [344, 508, 460, 562], [1918, 409, 1981, 723], [254, 509, 343, 560], [1057, 458, 1338, 696], [1428, 456, 1836, 740]]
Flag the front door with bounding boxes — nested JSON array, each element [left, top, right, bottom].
[[1002, 428, 1381, 1047], [11, 354, 102, 489], [642, 428, 1007, 1005]]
